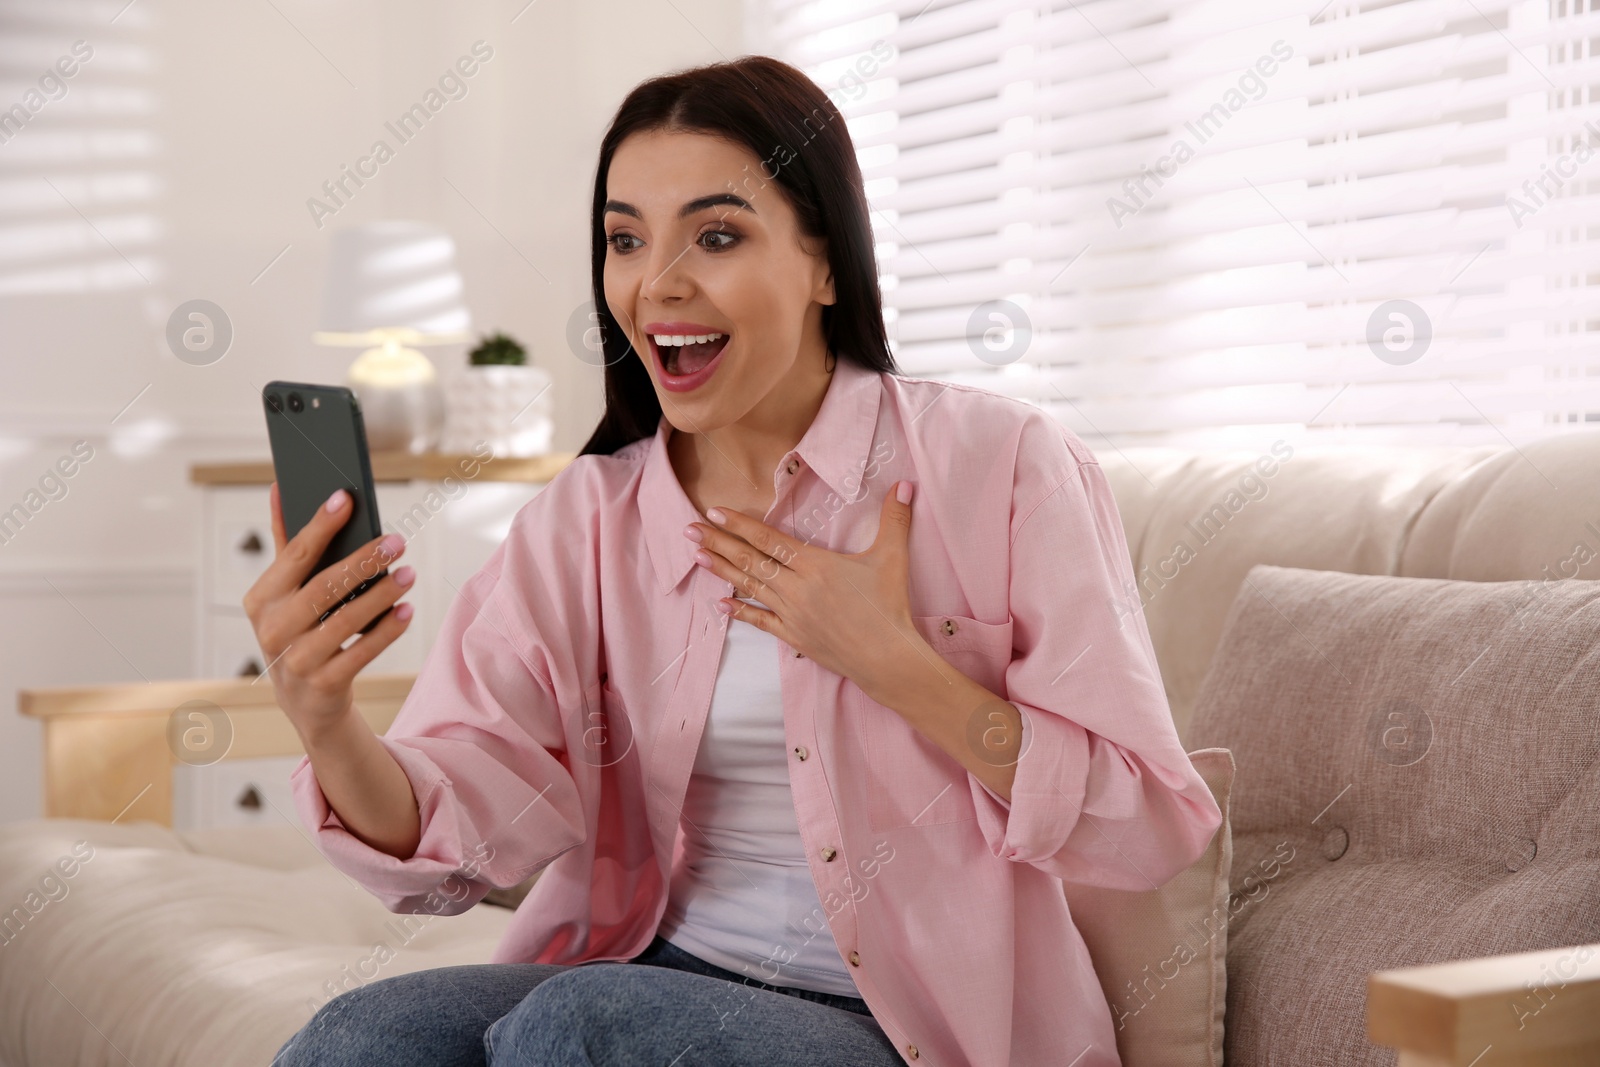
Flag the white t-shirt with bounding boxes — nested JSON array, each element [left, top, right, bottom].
[[658, 597, 861, 997]]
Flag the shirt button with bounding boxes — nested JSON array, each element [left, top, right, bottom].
[[821, 846, 837, 861], [906, 1044, 919, 1059], [793, 745, 808, 761], [941, 618, 957, 636], [848, 950, 860, 966], [786, 458, 799, 475]]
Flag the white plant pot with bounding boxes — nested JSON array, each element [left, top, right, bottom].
[[443, 364, 554, 457]]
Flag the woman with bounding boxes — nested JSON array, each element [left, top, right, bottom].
[[259, 55, 1221, 1067]]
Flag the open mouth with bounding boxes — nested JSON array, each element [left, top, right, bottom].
[[649, 328, 731, 388]]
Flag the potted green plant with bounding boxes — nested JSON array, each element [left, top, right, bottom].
[[444, 330, 554, 456], [468, 331, 527, 366]]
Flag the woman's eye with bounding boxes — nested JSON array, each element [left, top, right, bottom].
[[699, 230, 737, 251], [607, 233, 641, 253]]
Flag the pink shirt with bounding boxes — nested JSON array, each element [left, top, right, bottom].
[[290, 355, 1223, 1067]]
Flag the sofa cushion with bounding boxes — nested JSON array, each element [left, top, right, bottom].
[[1184, 565, 1600, 1067], [0, 818, 513, 1067], [1064, 747, 1234, 1067]]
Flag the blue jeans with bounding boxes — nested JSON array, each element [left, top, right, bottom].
[[272, 934, 903, 1066]]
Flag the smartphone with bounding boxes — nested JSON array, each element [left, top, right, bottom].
[[262, 381, 390, 633]]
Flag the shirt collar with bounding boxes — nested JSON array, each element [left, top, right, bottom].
[[637, 356, 884, 596]]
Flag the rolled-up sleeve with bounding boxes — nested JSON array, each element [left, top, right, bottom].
[[289, 488, 591, 916], [970, 428, 1222, 890]]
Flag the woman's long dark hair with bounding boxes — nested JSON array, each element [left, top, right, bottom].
[[576, 55, 898, 458]]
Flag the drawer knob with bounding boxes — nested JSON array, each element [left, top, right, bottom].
[[238, 531, 264, 555], [236, 785, 262, 811]]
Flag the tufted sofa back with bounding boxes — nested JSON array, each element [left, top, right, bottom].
[[1095, 434, 1600, 742]]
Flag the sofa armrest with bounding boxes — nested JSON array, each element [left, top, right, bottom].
[[1367, 943, 1600, 1066]]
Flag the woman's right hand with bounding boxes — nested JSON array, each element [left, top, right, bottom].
[[243, 483, 417, 746]]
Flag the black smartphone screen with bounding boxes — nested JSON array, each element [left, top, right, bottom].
[[262, 380, 389, 632]]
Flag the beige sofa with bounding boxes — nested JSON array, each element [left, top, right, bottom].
[[3, 434, 1599, 1066], [1095, 434, 1600, 1066]]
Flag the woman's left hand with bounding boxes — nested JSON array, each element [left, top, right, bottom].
[[684, 479, 944, 698]]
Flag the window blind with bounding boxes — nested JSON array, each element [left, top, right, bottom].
[[0, 1, 158, 296], [766, 0, 1600, 447]]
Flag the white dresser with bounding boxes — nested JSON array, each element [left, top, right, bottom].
[[182, 450, 573, 829]]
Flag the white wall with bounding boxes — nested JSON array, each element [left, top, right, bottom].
[[0, 0, 745, 821]]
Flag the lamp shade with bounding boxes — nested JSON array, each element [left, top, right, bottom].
[[314, 220, 471, 343]]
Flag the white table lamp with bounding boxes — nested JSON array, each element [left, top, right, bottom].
[[313, 220, 472, 453]]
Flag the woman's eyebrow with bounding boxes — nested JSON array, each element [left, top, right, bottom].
[[603, 193, 756, 219], [679, 193, 755, 218]]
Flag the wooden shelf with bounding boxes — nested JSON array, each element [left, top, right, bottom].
[[20, 673, 418, 825], [19, 672, 416, 720], [190, 450, 577, 486]]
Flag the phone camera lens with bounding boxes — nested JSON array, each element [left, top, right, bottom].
[[287, 392, 304, 413], [265, 392, 283, 413]]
